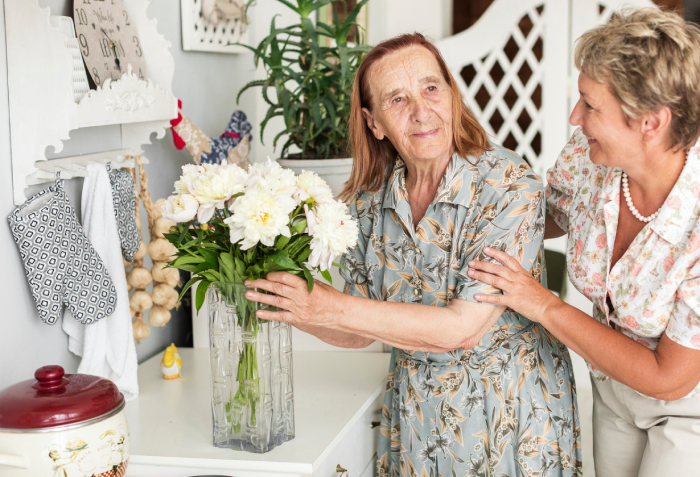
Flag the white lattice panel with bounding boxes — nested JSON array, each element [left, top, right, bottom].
[[460, 5, 545, 168], [181, 0, 250, 54], [438, 0, 570, 179]]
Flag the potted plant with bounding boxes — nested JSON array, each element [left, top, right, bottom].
[[236, 0, 370, 195]]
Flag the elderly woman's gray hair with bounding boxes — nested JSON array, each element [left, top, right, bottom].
[[575, 7, 700, 150]]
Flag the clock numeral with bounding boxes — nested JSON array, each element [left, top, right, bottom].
[[117, 40, 126, 58], [133, 36, 142, 57], [99, 38, 111, 58], [82, 0, 91, 4], [138, 68, 144, 79], [92, 68, 101, 85], [123, 11, 131, 26], [74, 8, 88, 26], [78, 34, 89, 57]]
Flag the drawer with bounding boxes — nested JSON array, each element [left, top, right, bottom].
[[314, 390, 383, 477]]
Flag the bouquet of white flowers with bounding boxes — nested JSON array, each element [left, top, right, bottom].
[[162, 160, 357, 442]]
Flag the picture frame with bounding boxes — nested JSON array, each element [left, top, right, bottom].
[[180, 0, 250, 54]]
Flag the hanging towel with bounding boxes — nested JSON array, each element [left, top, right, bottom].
[[62, 163, 139, 400]]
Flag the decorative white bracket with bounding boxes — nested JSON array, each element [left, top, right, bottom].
[[4, 0, 178, 205]]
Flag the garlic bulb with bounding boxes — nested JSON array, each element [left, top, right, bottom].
[[123, 257, 132, 268], [148, 238, 177, 262], [132, 315, 150, 344], [154, 217, 175, 239], [133, 241, 148, 260], [148, 305, 172, 327], [130, 290, 153, 312], [127, 267, 152, 289], [152, 261, 180, 288], [152, 198, 167, 220], [152, 283, 179, 310]]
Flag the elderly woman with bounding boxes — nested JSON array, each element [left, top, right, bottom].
[[246, 33, 582, 475], [469, 8, 700, 477]]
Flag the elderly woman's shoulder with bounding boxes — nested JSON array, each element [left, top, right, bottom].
[[471, 144, 543, 187]]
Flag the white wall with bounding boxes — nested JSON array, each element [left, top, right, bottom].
[[367, 0, 452, 44], [0, 0, 271, 389]]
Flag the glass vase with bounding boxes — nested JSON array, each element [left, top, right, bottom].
[[207, 282, 295, 453]]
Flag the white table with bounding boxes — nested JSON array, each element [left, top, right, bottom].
[[125, 349, 391, 477]]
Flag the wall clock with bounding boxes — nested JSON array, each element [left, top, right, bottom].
[[73, 0, 148, 87]]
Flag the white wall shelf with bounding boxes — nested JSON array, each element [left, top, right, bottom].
[[4, 0, 178, 205]]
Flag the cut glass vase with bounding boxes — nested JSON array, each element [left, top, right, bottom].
[[208, 282, 295, 453]]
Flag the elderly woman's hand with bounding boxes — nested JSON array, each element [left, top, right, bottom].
[[469, 247, 562, 324], [244, 272, 338, 326]]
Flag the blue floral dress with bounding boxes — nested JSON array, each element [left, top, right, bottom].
[[341, 147, 582, 477]]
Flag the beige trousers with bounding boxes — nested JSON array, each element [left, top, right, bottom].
[[592, 376, 700, 477]]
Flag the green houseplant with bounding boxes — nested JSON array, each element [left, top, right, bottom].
[[236, 0, 370, 194]]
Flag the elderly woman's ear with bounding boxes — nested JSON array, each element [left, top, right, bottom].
[[362, 107, 385, 140]]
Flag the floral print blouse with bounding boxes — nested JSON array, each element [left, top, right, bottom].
[[342, 150, 582, 477], [546, 127, 700, 398]]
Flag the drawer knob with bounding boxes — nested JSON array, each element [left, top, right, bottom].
[[370, 421, 380, 428]]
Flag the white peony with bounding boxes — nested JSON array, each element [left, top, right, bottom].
[[161, 193, 199, 223], [174, 164, 211, 194], [294, 170, 333, 204], [247, 160, 298, 198], [225, 189, 297, 250], [307, 200, 358, 271], [187, 164, 249, 223]]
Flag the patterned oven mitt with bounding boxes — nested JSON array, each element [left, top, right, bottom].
[[7, 178, 117, 325], [107, 165, 140, 262]]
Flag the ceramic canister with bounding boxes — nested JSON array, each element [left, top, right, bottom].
[[0, 365, 129, 476]]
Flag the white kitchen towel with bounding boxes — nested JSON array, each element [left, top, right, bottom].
[[62, 163, 139, 400]]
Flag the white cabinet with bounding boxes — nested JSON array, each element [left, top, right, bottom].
[[126, 349, 390, 477]]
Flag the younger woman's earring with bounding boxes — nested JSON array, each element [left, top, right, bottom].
[[643, 141, 649, 150]]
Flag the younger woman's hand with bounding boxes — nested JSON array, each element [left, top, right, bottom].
[[469, 247, 561, 324]]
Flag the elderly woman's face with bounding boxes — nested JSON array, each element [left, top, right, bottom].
[[570, 73, 644, 167], [362, 46, 453, 164]]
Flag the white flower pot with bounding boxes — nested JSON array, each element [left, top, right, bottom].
[[276, 157, 353, 197]]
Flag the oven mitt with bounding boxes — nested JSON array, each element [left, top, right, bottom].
[[107, 166, 140, 262], [7, 179, 118, 325]]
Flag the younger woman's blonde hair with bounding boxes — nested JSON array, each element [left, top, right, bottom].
[[575, 7, 700, 151]]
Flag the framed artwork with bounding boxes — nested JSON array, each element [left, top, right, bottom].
[[180, 0, 250, 54]]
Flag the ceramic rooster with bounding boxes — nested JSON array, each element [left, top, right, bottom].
[[170, 100, 252, 168], [160, 343, 182, 379]]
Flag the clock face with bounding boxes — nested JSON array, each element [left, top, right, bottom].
[[73, 0, 148, 88]]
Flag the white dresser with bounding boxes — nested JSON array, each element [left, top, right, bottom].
[[125, 349, 390, 477]]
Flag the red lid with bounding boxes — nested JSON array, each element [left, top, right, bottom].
[[0, 365, 124, 430]]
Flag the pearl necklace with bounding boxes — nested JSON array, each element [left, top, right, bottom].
[[622, 149, 689, 223]]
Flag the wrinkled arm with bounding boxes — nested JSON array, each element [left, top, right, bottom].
[[332, 293, 505, 352]]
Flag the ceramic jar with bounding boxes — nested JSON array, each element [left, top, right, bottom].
[[0, 365, 129, 476]]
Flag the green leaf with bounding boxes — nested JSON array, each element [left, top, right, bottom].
[[301, 265, 314, 294], [291, 219, 307, 234], [177, 275, 201, 305], [275, 235, 291, 250], [219, 252, 237, 283], [270, 250, 298, 269], [332, 261, 349, 271], [195, 280, 212, 314], [321, 269, 332, 285], [172, 255, 205, 266]]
